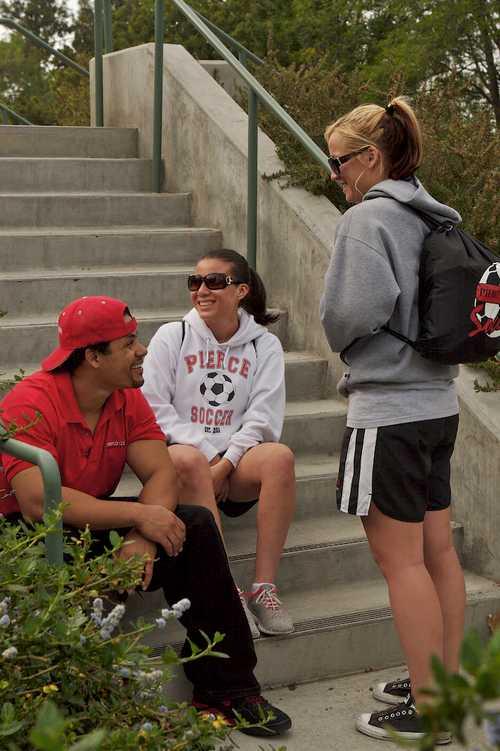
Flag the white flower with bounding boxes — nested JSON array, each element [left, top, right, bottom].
[[0, 614, 10, 627], [1, 646, 17, 659], [141, 722, 153, 732], [99, 604, 126, 638], [484, 713, 500, 745], [155, 617, 167, 629], [0, 597, 10, 615]]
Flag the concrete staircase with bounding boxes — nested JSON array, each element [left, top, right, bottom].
[[1, 125, 499, 699]]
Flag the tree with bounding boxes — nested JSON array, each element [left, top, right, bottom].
[[0, 0, 71, 124], [365, 0, 499, 126]]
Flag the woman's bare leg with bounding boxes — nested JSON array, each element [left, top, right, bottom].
[[362, 504, 443, 705], [423, 508, 465, 674], [167, 445, 222, 533], [228, 443, 296, 582]]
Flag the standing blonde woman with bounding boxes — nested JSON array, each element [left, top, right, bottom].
[[320, 98, 465, 744]]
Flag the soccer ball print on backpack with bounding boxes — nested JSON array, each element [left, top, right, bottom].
[[384, 209, 500, 365], [471, 262, 500, 341]]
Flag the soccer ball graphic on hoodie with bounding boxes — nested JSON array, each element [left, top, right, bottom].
[[200, 372, 236, 406]]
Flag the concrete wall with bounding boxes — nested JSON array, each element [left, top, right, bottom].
[[91, 43, 344, 387], [199, 60, 242, 100], [452, 367, 500, 580]]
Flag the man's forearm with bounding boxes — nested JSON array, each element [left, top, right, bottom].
[[138, 467, 178, 511], [58, 487, 145, 530]]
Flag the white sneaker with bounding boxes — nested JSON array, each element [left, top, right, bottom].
[[247, 584, 294, 636], [237, 587, 260, 639]]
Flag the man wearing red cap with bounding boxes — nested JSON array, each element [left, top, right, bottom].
[[0, 296, 291, 737]]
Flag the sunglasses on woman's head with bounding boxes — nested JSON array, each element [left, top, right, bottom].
[[327, 146, 369, 176], [187, 273, 245, 291]]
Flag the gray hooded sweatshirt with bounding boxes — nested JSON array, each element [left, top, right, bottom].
[[320, 177, 461, 428]]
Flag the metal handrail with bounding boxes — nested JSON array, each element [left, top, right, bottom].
[[193, 9, 264, 67], [0, 424, 63, 566], [0, 102, 33, 125], [164, 0, 330, 268], [0, 16, 89, 77]]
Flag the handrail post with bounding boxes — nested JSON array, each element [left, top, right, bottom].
[[0, 429, 63, 567], [94, 0, 104, 127], [103, 0, 113, 54], [240, 51, 258, 271], [152, 0, 165, 193]]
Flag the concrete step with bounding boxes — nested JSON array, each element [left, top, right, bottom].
[[0, 226, 222, 271], [282, 399, 346, 454], [126, 570, 500, 690], [115, 453, 339, 521], [0, 309, 289, 370], [283, 351, 329, 401], [0, 264, 193, 316], [0, 192, 191, 227], [0, 158, 153, 192], [0, 126, 138, 158], [227, 517, 464, 594]]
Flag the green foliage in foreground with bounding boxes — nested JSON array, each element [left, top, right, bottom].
[[393, 629, 500, 750], [0, 512, 268, 750], [469, 358, 500, 393]]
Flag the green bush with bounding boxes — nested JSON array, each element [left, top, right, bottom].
[[0, 512, 259, 750]]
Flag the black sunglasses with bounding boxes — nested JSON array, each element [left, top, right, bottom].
[[187, 273, 245, 291], [327, 146, 369, 176]]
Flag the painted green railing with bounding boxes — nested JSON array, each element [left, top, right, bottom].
[[0, 15, 88, 126], [0, 424, 63, 566], [0, 101, 32, 125], [92, 0, 329, 268]]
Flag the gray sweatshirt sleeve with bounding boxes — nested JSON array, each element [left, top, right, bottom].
[[320, 231, 401, 353]]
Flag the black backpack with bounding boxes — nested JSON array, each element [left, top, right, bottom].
[[383, 208, 500, 365]]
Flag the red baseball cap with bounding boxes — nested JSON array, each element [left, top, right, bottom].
[[42, 296, 138, 372]]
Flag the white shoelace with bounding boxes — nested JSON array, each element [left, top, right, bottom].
[[253, 585, 282, 611]]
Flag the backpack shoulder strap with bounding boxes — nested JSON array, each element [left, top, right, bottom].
[[181, 319, 186, 345]]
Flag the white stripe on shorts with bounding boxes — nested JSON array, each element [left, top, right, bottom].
[[339, 427, 378, 516]]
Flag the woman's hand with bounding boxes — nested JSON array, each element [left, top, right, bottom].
[[210, 456, 233, 502]]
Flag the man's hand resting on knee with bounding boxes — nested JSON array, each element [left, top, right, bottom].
[[135, 505, 186, 558]]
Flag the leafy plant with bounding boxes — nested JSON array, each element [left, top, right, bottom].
[[0, 512, 263, 750], [469, 358, 500, 393]]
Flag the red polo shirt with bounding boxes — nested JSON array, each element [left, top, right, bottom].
[[0, 370, 166, 516]]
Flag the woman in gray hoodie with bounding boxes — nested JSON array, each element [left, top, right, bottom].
[[320, 98, 464, 744]]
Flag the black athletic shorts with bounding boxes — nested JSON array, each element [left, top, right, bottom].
[[336, 414, 459, 523], [218, 498, 258, 517]]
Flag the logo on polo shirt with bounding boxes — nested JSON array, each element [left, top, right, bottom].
[[105, 441, 126, 448]]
